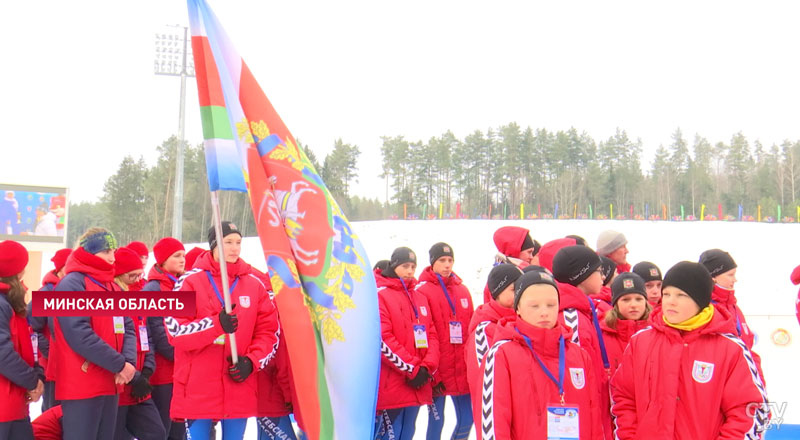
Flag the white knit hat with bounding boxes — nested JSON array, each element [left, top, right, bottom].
[[596, 230, 627, 256]]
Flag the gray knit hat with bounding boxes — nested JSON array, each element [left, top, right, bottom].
[[596, 230, 627, 256]]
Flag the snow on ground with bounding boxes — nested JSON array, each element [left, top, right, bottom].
[[31, 219, 800, 438]]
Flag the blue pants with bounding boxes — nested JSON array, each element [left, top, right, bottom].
[[62, 394, 119, 440], [186, 418, 247, 440], [425, 394, 473, 440], [151, 383, 185, 440], [257, 416, 298, 440], [0, 417, 33, 440], [376, 407, 420, 440], [114, 398, 167, 440]]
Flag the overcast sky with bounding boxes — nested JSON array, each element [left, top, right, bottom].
[[3, 1, 800, 203]]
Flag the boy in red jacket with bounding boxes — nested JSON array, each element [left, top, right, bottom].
[[478, 270, 602, 439], [416, 242, 474, 440], [611, 261, 769, 439], [375, 247, 439, 440], [632, 261, 662, 306]]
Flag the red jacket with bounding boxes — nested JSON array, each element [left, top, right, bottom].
[[0, 285, 38, 422], [32, 405, 63, 440], [600, 317, 650, 375], [475, 319, 603, 440], [557, 281, 612, 440], [51, 248, 128, 401], [168, 252, 280, 419], [610, 306, 770, 440], [416, 267, 474, 396], [465, 301, 516, 400], [376, 273, 439, 410], [711, 284, 764, 383], [538, 238, 577, 273], [591, 287, 613, 314], [257, 330, 293, 418], [616, 263, 631, 274], [143, 265, 179, 386]]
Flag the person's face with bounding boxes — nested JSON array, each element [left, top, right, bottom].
[[495, 284, 515, 308], [395, 262, 417, 280], [139, 255, 149, 267], [713, 268, 737, 290], [644, 280, 662, 304], [518, 248, 535, 264], [661, 286, 701, 324], [578, 267, 604, 295], [517, 285, 559, 329], [96, 249, 115, 265], [120, 269, 144, 286], [163, 250, 186, 276], [214, 235, 241, 263], [616, 294, 647, 320], [607, 245, 629, 265], [432, 256, 454, 278]]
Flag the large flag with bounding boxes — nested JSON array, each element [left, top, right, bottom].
[[187, 1, 381, 438]]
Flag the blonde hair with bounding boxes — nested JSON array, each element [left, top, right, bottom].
[[75, 227, 112, 250], [0, 276, 27, 315], [114, 276, 130, 291], [604, 301, 652, 330]]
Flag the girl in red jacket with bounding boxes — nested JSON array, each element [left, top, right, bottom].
[[142, 237, 185, 440], [167, 221, 280, 440], [0, 241, 44, 440], [632, 261, 662, 305], [478, 270, 603, 440], [111, 247, 165, 440], [375, 247, 439, 440], [611, 261, 769, 439], [416, 242, 474, 440], [600, 272, 652, 374]]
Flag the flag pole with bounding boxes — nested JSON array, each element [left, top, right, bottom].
[[210, 190, 239, 364]]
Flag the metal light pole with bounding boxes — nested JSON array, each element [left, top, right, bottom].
[[155, 26, 195, 240]]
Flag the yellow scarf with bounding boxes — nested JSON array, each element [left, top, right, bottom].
[[664, 305, 715, 331]]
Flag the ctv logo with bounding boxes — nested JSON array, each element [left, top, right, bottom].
[[746, 402, 788, 429]]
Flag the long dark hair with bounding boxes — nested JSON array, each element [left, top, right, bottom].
[[0, 276, 27, 315]]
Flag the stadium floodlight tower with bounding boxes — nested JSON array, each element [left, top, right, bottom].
[[155, 26, 195, 241]]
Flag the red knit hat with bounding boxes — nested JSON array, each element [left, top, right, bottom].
[[0, 241, 28, 278], [154, 238, 185, 265], [51, 248, 72, 272], [114, 247, 143, 277], [185, 247, 205, 270], [126, 241, 149, 259]]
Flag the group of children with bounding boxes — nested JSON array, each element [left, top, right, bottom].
[[374, 226, 770, 440], [0, 223, 772, 440]]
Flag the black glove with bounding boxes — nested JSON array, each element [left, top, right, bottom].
[[432, 381, 446, 396], [228, 355, 253, 383], [130, 373, 153, 399], [407, 366, 430, 389], [219, 304, 238, 334], [141, 367, 153, 380]]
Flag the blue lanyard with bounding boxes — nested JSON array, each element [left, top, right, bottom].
[[518, 328, 566, 402], [399, 278, 419, 320], [85, 275, 110, 291], [435, 274, 457, 317], [167, 273, 179, 284], [205, 271, 239, 308], [587, 296, 610, 370]]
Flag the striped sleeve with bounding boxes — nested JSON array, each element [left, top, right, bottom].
[[164, 269, 224, 351], [719, 333, 770, 440]]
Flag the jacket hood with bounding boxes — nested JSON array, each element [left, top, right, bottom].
[[64, 247, 115, 282], [495, 316, 572, 358], [493, 226, 530, 258], [711, 284, 737, 308], [193, 250, 253, 278], [418, 266, 463, 287], [557, 281, 593, 313], [600, 316, 650, 341], [41, 271, 61, 287], [375, 271, 418, 291], [650, 303, 738, 341], [470, 300, 516, 333], [538, 238, 577, 273]]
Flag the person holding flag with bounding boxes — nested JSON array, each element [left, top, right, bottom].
[[166, 221, 280, 440]]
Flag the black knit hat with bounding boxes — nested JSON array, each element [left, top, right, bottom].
[[662, 261, 714, 309], [208, 221, 242, 251], [373, 260, 390, 272], [514, 270, 559, 310], [599, 256, 617, 286], [552, 245, 602, 286], [565, 235, 587, 247], [487, 264, 523, 299], [382, 247, 417, 278], [429, 242, 454, 265], [699, 249, 737, 278], [611, 272, 647, 305], [632, 261, 662, 282], [531, 239, 542, 257], [522, 264, 549, 274]]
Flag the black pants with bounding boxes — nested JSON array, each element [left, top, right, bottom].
[[62, 394, 119, 440], [41, 380, 58, 412], [0, 417, 33, 440], [114, 398, 167, 440], [151, 383, 185, 440]]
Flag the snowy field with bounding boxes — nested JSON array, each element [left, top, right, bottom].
[[31, 219, 800, 438]]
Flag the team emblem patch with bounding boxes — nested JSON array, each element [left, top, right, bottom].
[[692, 360, 714, 383], [408, 251, 416, 262], [461, 298, 469, 308], [239, 296, 251, 308], [569, 368, 585, 389], [420, 306, 428, 316], [623, 278, 634, 289], [443, 246, 451, 253], [650, 268, 659, 277]]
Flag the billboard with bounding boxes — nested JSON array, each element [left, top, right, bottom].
[[0, 184, 68, 244]]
